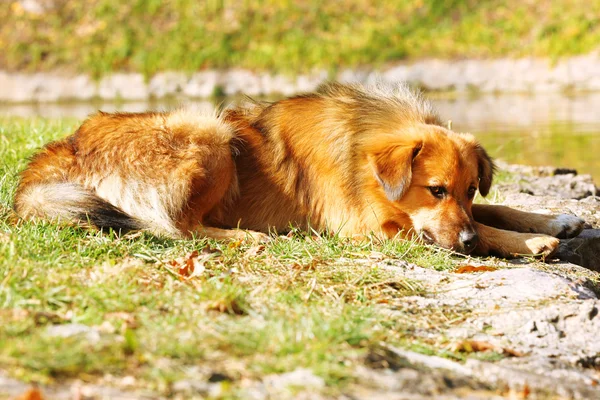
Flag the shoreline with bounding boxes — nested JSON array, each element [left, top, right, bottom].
[[3, 54, 600, 103]]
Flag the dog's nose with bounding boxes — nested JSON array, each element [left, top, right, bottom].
[[459, 230, 478, 252]]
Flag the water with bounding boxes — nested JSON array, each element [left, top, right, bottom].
[[2, 92, 600, 182], [432, 93, 600, 183]]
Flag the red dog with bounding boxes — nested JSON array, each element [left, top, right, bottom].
[[14, 82, 585, 257]]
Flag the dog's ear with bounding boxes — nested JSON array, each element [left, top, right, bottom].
[[370, 143, 422, 202], [475, 144, 495, 196]]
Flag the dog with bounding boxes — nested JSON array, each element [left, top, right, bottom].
[[13, 82, 585, 258]]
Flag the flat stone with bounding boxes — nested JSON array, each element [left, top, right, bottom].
[[440, 268, 596, 304], [375, 347, 600, 399], [447, 300, 600, 375], [382, 261, 596, 305]]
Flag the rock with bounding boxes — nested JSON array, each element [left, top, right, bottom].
[[171, 380, 210, 395], [45, 323, 101, 343], [263, 368, 325, 391], [499, 192, 600, 229], [377, 257, 600, 396], [0, 371, 162, 400], [294, 71, 328, 93], [183, 71, 221, 98], [0, 373, 30, 399], [236, 369, 328, 400], [148, 72, 188, 98], [518, 174, 598, 199], [463, 358, 600, 399], [223, 69, 263, 96], [495, 161, 599, 200], [98, 73, 148, 101], [2, 54, 600, 103], [451, 301, 600, 360], [440, 267, 596, 304], [382, 262, 596, 306], [558, 231, 600, 271], [19, 0, 50, 15], [351, 364, 492, 399], [493, 162, 600, 268], [259, 74, 298, 96], [354, 346, 600, 399]]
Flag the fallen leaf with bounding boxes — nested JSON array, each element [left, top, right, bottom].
[[502, 347, 526, 357], [14, 388, 43, 400], [104, 311, 138, 329], [165, 247, 219, 279], [206, 299, 246, 315], [33, 311, 65, 326], [453, 340, 496, 353], [228, 240, 243, 249], [522, 383, 531, 399], [453, 265, 498, 274], [292, 259, 320, 271], [178, 250, 198, 277], [453, 340, 524, 357], [245, 245, 265, 257]]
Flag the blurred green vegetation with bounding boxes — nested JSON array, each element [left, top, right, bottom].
[[1, 0, 599, 78]]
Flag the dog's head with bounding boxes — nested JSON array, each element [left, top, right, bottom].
[[367, 124, 494, 253]]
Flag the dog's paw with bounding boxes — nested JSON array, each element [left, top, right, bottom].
[[524, 236, 560, 257], [548, 214, 585, 239]]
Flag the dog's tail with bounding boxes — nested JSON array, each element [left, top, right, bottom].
[[13, 140, 146, 234], [14, 182, 146, 233]]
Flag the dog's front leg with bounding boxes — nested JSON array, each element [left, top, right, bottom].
[[473, 222, 559, 258], [472, 204, 585, 238]]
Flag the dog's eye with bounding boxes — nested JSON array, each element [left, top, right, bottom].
[[429, 186, 446, 199], [467, 186, 477, 198]]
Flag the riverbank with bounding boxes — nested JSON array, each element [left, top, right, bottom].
[[3, 53, 600, 103]]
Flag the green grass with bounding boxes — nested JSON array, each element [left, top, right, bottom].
[[1, 1, 599, 78], [0, 117, 476, 396]]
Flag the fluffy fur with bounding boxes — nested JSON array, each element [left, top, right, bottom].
[[14, 82, 585, 257]]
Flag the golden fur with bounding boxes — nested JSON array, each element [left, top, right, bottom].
[[14, 82, 585, 257]]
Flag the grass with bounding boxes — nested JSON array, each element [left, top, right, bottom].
[[1, 1, 600, 78], [0, 117, 478, 396]]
